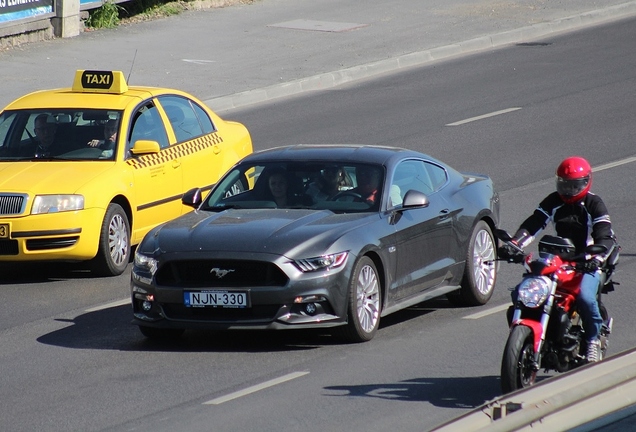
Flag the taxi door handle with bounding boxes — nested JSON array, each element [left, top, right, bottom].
[[172, 159, 181, 169]]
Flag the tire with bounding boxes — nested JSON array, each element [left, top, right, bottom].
[[452, 220, 497, 306], [335, 256, 381, 343], [139, 326, 185, 341], [92, 203, 131, 276], [501, 325, 537, 393]]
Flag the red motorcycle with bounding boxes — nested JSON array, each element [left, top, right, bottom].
[[495, 229, 619, 394]]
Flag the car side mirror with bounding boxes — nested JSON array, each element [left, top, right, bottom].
[[401, 190, 429, 209], [182, 188, 203, 208], [130, 139, 160, 155]]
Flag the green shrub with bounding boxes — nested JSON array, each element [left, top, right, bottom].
[[86, 0, 122, 29]]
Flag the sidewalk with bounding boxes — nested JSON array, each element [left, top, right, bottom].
[[1, 0, 636, 111]]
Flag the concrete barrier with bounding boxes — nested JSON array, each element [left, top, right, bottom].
[[430, 348, 636, 431]]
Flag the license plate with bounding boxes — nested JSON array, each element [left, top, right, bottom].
[[184, 290, 249, 308], [0, 224, 9, 239]]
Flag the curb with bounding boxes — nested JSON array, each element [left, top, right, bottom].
[[205, 1, 636, 112]]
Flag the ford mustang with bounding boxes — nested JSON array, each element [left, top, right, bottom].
[[131, 144, 499, 342]]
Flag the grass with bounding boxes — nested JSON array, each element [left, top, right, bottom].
[[85, 0, 258, 29]]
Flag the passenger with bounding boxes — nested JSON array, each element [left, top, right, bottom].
[[87, 119, 118, 151]]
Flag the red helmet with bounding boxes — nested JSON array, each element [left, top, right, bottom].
[[556, 156, 592, 204]]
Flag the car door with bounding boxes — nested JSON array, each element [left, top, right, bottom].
[[126, 101, 184, 243], [157, 95, 224, 211], [390, 159, 454, 301]]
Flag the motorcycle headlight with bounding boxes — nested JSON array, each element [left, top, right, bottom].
[[517, 276, 551, 308], [32, 195, 84, 214]]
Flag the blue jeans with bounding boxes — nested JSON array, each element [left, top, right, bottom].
[[577, 271, 603, 342], [510, 271, 603, 341]]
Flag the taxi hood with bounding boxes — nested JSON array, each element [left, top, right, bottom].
[[0, 161, 115, 194]]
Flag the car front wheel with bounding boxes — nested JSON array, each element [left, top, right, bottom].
[[92, 203, 131, 276], [335, 256, 381, 343]]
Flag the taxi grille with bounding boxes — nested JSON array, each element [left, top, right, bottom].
[[0, 240, 19, 255], [155, 260, 288, 288], [0, 194, 27, 216]]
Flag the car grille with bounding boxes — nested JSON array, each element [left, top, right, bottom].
[[162, 304, 280, 322], [155, 259, 289, 288], [0, 194, 27, 216], [0, 240, 19, 255], [26, 237, 79, 251]]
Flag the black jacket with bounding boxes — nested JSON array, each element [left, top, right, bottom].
[[517, 191, 616, 257]]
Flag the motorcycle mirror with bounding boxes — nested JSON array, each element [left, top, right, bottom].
[[494, 229, 512, 242], [585, 244, 608, 255]]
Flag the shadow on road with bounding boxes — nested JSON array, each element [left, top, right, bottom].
[[36, 304, 336, 353], [324, 376, 502, 408]]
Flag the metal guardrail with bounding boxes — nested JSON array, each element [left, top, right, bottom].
[[430, 348, 636, 431]]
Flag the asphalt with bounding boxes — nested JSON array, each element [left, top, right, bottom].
[[1, 0, 636, 113]]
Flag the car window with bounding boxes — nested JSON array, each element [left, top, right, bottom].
[[0, 109, 122, 161], [158, 96, 205, 143], [191, 102, 215, 134], [391, 160, 449, 205], [203, 161, 383, 213], [129, 103, 169, 150]]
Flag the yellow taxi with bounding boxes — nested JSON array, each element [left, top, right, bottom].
[[0, 70, 252, 276]]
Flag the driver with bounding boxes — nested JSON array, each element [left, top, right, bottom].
[[501, 156, 618, 363], [352, 165, 381, 204]]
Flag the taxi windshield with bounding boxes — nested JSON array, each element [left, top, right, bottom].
[[0, 109, 123, 161]]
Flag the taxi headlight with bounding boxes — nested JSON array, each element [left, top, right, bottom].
[[32, 195, 84, 214], [134, 252, 158, 276], [517, 276, 551, 308]]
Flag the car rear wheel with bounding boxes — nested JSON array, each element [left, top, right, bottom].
[[335, 256, 381, 343], [92, 203, 131, 276], [449, 220, 497, 306]]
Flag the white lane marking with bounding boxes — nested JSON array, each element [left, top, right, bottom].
[[463, 303, 510, 319], [593, 156, 636, 172], [182, 59, 216, 64], [85, 298, 130, 312], [446, 107, 522, 126], [203, 371, 310, 405]]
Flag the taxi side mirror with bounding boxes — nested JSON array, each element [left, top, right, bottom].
[[130, 140, 161, 155]]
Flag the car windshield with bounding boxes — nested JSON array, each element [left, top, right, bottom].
[[203, 161, 385, 213], [0, 109, 123, 161]]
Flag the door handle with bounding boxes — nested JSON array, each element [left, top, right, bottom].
[[172, 159, 181, 169], [439, 209, 450, 220]]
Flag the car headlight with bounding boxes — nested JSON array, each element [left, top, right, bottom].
[[293, 251, 348, 273], [517, 276, 551, 308], [31, 195, 84, 214], [134, 251, 158, 276]]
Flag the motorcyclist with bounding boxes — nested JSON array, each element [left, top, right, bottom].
[[501, 156, 618, 363]]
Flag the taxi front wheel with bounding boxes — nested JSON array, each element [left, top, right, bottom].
[[92, 203, 131, 276]]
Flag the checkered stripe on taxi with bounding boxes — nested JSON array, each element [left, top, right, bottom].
[[126, 133, 224, 169]]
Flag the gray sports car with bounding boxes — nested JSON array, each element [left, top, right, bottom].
[[131, 144, 500, 342]]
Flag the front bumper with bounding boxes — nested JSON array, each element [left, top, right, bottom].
[[0, 207, 103, 261]]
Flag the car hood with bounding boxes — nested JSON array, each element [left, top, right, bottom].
[[152, 209, 376, 258], [0, 161, 114, 194]]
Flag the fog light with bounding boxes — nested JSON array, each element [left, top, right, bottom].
[[305, 303, 317, 315], [142, 300, 153, 311]]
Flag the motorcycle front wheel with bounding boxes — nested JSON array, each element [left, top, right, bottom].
[[501, 325, 537, 393]]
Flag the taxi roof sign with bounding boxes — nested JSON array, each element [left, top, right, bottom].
[[72, 70, 128, 94]]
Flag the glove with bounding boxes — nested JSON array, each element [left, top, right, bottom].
[[584, 258, 602, 273], [499, 243, 523, 263]]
